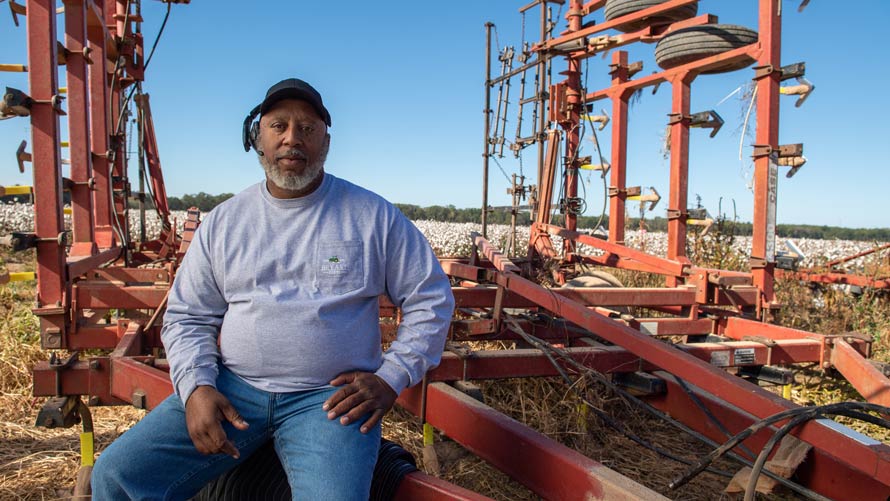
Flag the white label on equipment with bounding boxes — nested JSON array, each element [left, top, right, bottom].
[[734, 348, 756, 365], [710, 351, 730, 367], [766, 159, 778, 262], [640, 322, 659, 335]]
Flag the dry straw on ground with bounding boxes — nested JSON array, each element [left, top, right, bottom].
[[1, 233, 889, 499]]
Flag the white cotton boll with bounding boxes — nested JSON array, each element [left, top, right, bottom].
[[0, 204, 883, 272]]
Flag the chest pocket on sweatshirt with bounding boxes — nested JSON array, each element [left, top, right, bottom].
[[316, 240, 364, 295]]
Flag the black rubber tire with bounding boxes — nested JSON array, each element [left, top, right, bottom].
[[604, 0, 698, 33], [191, 438, 417, 501], [654, 24, 758, 74]]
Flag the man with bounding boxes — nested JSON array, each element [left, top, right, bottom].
[[91, 78, 454, 500]]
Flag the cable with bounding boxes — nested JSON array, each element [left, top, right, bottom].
[[675, 377, 757, 462], [504, 316, 736, 478], [671, 402, 890, 493], [491, 156, 513, 184], [143, 2, 172, 72], [509, 312, 838, 500]]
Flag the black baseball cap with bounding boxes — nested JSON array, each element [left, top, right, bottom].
[[259, 78, 331, 127]]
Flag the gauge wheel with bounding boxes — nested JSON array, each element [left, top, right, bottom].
[[654, 24, 758, 74], [604, 0, 698, 33]]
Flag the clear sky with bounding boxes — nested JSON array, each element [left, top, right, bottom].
[[1, 1, 888, 229]]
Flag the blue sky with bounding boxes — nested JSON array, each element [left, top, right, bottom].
[[1, 1, 888, 228]]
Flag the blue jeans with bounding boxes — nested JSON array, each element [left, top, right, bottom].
[[91, 366, 381, 500]]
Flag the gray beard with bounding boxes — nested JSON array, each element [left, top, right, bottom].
[[258, 145, 327, 192]]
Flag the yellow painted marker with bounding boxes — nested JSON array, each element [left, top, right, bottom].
[[423, 422, 435, 446], [80, 432, 94, 466]]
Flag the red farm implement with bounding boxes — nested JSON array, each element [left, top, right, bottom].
[[4, 0, 890, 500]]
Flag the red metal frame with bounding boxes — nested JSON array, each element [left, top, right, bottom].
[[10, 1, 890, 499]]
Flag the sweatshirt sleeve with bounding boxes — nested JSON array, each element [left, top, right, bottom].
[[375, 210, 454, 395], [161, 213, 228, 405]]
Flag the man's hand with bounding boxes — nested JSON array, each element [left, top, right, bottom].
[[185, 385, 249, 458], [323, 372, 397, 433]]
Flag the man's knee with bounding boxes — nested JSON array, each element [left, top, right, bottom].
[[91, 446, 125, 496]]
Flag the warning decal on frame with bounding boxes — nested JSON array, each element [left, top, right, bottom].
[[734, 348, 756, 365]]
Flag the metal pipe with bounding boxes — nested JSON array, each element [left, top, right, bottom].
[[489, 56, 542, 87], [497, 49, 513, 158], [482, 22, 493, 238], [535, 2, 548, 224], [137, 84, 147, 245]]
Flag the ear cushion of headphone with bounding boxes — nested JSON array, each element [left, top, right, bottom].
[[249, 121, 260, 150]]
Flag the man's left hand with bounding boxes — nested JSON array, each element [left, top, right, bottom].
[[323, 372, 397, 433]]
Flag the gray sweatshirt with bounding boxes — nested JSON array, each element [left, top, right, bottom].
[[161, 174, 454, 404]]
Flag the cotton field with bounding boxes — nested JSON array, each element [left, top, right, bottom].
[[0, 204, 885, 270]]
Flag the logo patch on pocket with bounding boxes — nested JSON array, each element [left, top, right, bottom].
[[320, 256, 350, 275]]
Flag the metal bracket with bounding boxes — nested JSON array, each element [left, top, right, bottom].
[[35, 396, 80, 429], [666, 209, 687, 221], [609, 60, 643, 78], [749, 256, 769, 269], [587, 35, 615, 53], [752, 143, 806, 177], [669, 110, 723, 137]]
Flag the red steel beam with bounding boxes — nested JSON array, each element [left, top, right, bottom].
[[585, 44, 760, 102], [427, 340, 823, 382], [74, 283, 168, 309], [482, 264, 890, 488], [134, 93, 171, 223], [542, 224, 687, 276], [779, 270, 890, 289], [447, 280, 756, 309], [399, 382, 667, 500], [831, 339, 890, 407], [750, 0, 781, 306], [451, 285, 691, 307], [67, 246, 123, 280], [608, 51, 630, 245], [536, 0, 697, 51], [27, 0, 67, 309], [394, 472, 493, 501], [87, 0, 115, 247], [64, 0, 98, 256], [827, 242, 890, 268], [665, 72, 693, 284], [110, 358, 172, 410]]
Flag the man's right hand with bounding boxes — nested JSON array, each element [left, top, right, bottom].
[[185, 385, 249, 458]]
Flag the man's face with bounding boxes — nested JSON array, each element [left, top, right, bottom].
[[257, 99, 329, 194]]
